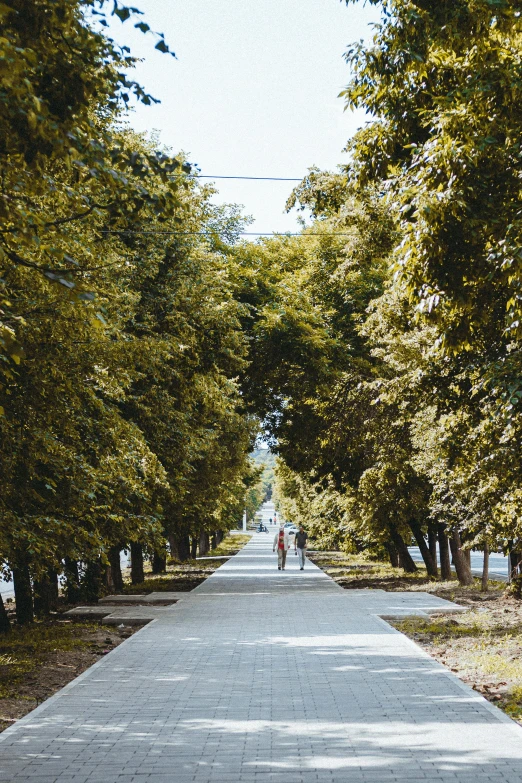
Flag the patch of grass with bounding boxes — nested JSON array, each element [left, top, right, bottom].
[[208, 533, 251, 557], [505, 685, 522, 721], [0, 621, 99, 655], [393, 614, 484, 639], [0, 622, 97, 698], [308, 550, 505, 602], [392, 607, 522, 725]]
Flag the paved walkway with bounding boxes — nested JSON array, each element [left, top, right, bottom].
[[2, 535, 522, 782]]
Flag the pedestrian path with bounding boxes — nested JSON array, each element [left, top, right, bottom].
[[2, 534, 522, 782]]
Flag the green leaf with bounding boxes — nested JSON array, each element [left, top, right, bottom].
[[155, 39, 170, 54], [113, 5, 131, 22]]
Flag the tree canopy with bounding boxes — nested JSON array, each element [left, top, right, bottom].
[[256, 0, 522, 587], [0, 0, 261, 628]]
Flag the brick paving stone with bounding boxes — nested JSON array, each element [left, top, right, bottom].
[[1, 533, 522, 781]]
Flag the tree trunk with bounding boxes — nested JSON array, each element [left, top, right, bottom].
[[437, 525, 452, 581], [449, 529, 474, 586], [428, 526, 438, 565], [211, 532, 218, 550], [481, 541, 489, 592], [385, 541, 399, 568], [216, 530, 224, 546], [464, 548, 472, 568], [104, 562, 113, 592], [190, 537, 198, 559], [64, 558, 81, 604], [34, 569, 58, 617], [151, 550, 167, 574], [49, 569, 59, 609], [199, 530, 210, 557], [13, 563, 33, 624], [130, 542, 144, 584], [176, 535, 191, 562], [108, 546, 124, 592], [409, 521, 438, 578], [168, 535, 178, 561], [508, 550, 515, 582], [0, 595, 10, 634], [389, 528, 417, 573], [82, 559, 103, 602]]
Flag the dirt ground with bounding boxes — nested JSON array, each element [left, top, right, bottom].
[[309, 550, 522, 724], [0, 532, 252, 732], [0, 621, 137, 733]]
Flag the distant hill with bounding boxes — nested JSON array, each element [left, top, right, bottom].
[[251, 448, 276, 468]]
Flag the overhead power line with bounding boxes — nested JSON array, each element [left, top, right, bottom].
[[176, 175, 303, 181], [100, 230, 352, 237]]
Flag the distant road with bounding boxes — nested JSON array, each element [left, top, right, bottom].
[[409, 546, 509, 581], [258, 500, 278, 526], [0, 578, 14, 600]]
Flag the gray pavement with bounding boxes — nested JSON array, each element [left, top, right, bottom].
[[1, 534, 522, 782]]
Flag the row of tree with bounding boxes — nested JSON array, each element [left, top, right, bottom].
[[0, 1, 262, 629], [237, 0, 522, 588], [4, 0, 521, 632]]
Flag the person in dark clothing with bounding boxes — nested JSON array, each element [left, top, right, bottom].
[[294, 526, 308, 570]]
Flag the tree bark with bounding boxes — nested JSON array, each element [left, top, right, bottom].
[[0, 595, 10, 634], [33, 578, 49, 617], [49, 569, 59, 609], [168, 535, 178, 561], [104, 562, 113, 592], [389, 528, 417, 573], [151, 550, 167, 574], [409, 521, 438, 578], [507, 540, 514, 583], [82, 559, 103, 602], [108, 546, 124, 592], [216, 530, 224, 546], [481, 541, 489, 592], [385, 541, 399, 568], [437, 525, 452, 581], [190, 537, 198, 559], [211, 532, 218, 550], [508, 550, 515, 582], [176, 535, 191, 562], [428, 526, 438, 564], [34, 569, 58, 617], [64, 558, 81, 604], [130, 542, 144, 585], [449, 529, 474, 586], [199, 530, 209, 557], [13, 563, 34, 624]]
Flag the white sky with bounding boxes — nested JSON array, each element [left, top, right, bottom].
[[109, 0, 380, 234]]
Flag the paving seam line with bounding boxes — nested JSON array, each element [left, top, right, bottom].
[[0, 617, 160, 745], [372, 611, 522, 735]]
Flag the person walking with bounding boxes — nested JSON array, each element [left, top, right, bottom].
[[294, 525, 308, 570], [273, 523, 290, 570]]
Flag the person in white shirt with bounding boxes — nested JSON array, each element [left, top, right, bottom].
[[273, 524, 290, 570]]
